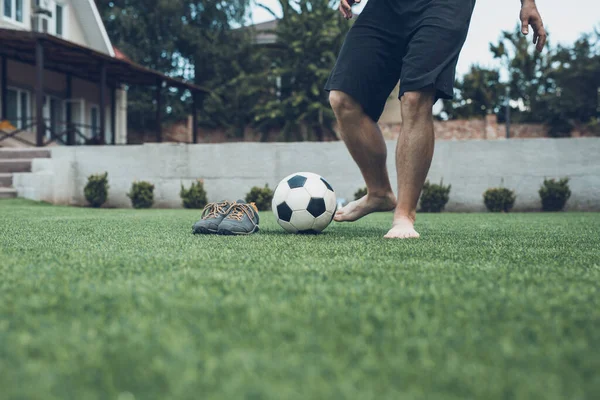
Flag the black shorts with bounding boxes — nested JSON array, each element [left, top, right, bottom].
[[324, 0, 476, 122]]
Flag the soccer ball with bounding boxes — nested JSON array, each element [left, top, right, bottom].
[[272, 172, 337, 234]]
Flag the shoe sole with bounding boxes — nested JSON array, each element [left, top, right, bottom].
[[193, 226, 218, 235], [217, 226, 259, 236]]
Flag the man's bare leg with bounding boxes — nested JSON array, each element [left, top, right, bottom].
[[385, 89, 436, 239], [329, 91, 396, 222]]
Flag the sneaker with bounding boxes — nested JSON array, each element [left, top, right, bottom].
[[217, 200, 260, 235], [192, 200, 235, 234]]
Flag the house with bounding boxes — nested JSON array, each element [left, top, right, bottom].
[[0, 0, 206, 147]]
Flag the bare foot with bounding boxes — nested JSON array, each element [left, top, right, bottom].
[[384, 216, 420, 239], [334, 192, 396, 222]]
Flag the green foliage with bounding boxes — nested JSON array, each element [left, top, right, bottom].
[[448, 25, 600, 138], [250, 0, 350, 141], [445, 65, 505, 120], [483, 187, 516, 212], [180, 179, 208, 209], [354, 187, 367, 201], [539, 178, 571, 211], [489, 25, 553, 124], [96, 0, 251, 130], [542, 33, 600, 137], [127, 181, 154, 209], [420, 180, 451, 213], [84, 172, 109, 208], [245, 184, 274, 211]]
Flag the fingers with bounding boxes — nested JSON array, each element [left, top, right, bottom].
[[532, 19, 547, 51], [339, 0, 352, 19], [536, 29, 547, 52], [521, 18, 529, 35]]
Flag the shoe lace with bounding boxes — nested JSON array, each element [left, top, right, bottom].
[[202, 201, 233, 220], [226, 203, 258, 223]]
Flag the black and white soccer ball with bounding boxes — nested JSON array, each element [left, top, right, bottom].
[[272, 172, 337, 234]]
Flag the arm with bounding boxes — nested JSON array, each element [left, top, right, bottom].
[[520, 0, 547, 51]]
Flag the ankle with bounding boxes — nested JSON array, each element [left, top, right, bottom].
[[366, 189, 395, 199], [393, 212, 416, 224]]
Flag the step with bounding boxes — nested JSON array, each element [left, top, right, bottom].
[[0, 187, 17, 199], [0, 173, 12, 187], [0, 159, 32, 173], [0, 149, 51, 160]]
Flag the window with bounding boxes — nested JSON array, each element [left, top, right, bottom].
[[19, 90, 28, 128], [3, 0, 24, 22], [15, 0, 22, 22], [90, 105, 99, 138], [43, 95, 63, 139], [6, 88, 30, 129], [4, 0, 13, 20], [55, 3, 63, 36]]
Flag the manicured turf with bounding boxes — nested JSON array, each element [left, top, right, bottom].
[[0, 199, 599, 400]]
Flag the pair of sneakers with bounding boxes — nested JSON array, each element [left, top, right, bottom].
[[192, 200, 259, 235]]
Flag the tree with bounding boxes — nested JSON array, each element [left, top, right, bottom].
[[489, 24, 553, 123], [96, 0, 251, 131], [250, 0, 350, 141], [542, 30, 600, 136], [445, 65, 505, 120]]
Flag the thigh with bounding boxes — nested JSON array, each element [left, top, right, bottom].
[[399, 0, 476, 99], [325, 0, 405, 121]]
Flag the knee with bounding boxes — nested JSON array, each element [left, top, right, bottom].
[[329, 91, 361, 117], [401, 90, 435, 117]]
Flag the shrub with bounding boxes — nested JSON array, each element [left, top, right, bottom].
[[483, 187, 516, 212], [354, 187, 367, 201], [180, 179, 208, 209], [84, 172, 109, 208], [539, 178, 571, 211], [127, 181, 154, 209], [419, 180, 451, 212], [245, 184, 274, 211]]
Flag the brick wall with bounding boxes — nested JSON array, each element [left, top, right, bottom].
[[130, 114, 597, 144], [380, 114, 548, 141]]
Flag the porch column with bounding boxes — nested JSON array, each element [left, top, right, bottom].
[[35, 40, 45, 147], [192, 91, 198, 144], [155, 79, 162, 143], [111, 85, 116, 145], [99, 62, 107, 142], [1, 55, 7, 121], [65, 74, 73, 145]]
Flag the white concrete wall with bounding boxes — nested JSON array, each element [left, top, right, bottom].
[[12, 138, 600, 211]]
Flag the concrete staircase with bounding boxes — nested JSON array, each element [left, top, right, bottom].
[[0, 149, 51, 199]]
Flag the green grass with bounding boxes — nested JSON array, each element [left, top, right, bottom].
[[1, 198, 599, 400]]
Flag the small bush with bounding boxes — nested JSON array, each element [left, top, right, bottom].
[[84, 172, 109, 208], [354, 187, 367, 200], [245, 184, 274, 211], [539, 178, 571, 212], [180, 179, 208, 209], [483, 187, 516, 212], [420, 180, 451, 213], [127, 181, 154, 209]]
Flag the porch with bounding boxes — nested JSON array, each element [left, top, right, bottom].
[[0, 28, 208, 147]]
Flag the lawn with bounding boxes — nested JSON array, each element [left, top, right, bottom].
[[0, 199, 599, 400]]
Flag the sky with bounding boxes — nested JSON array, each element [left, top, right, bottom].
[[249, 0, 600, 76]]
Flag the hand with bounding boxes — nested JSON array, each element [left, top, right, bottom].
[[339, 0, 359, 20], [520, 0, 547, 51]]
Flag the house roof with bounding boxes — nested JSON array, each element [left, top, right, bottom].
[[249, 19, 278, 45], [74, 0, 115, 56], [241, 15, 358, 46], [0, 28, 208, 93]]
